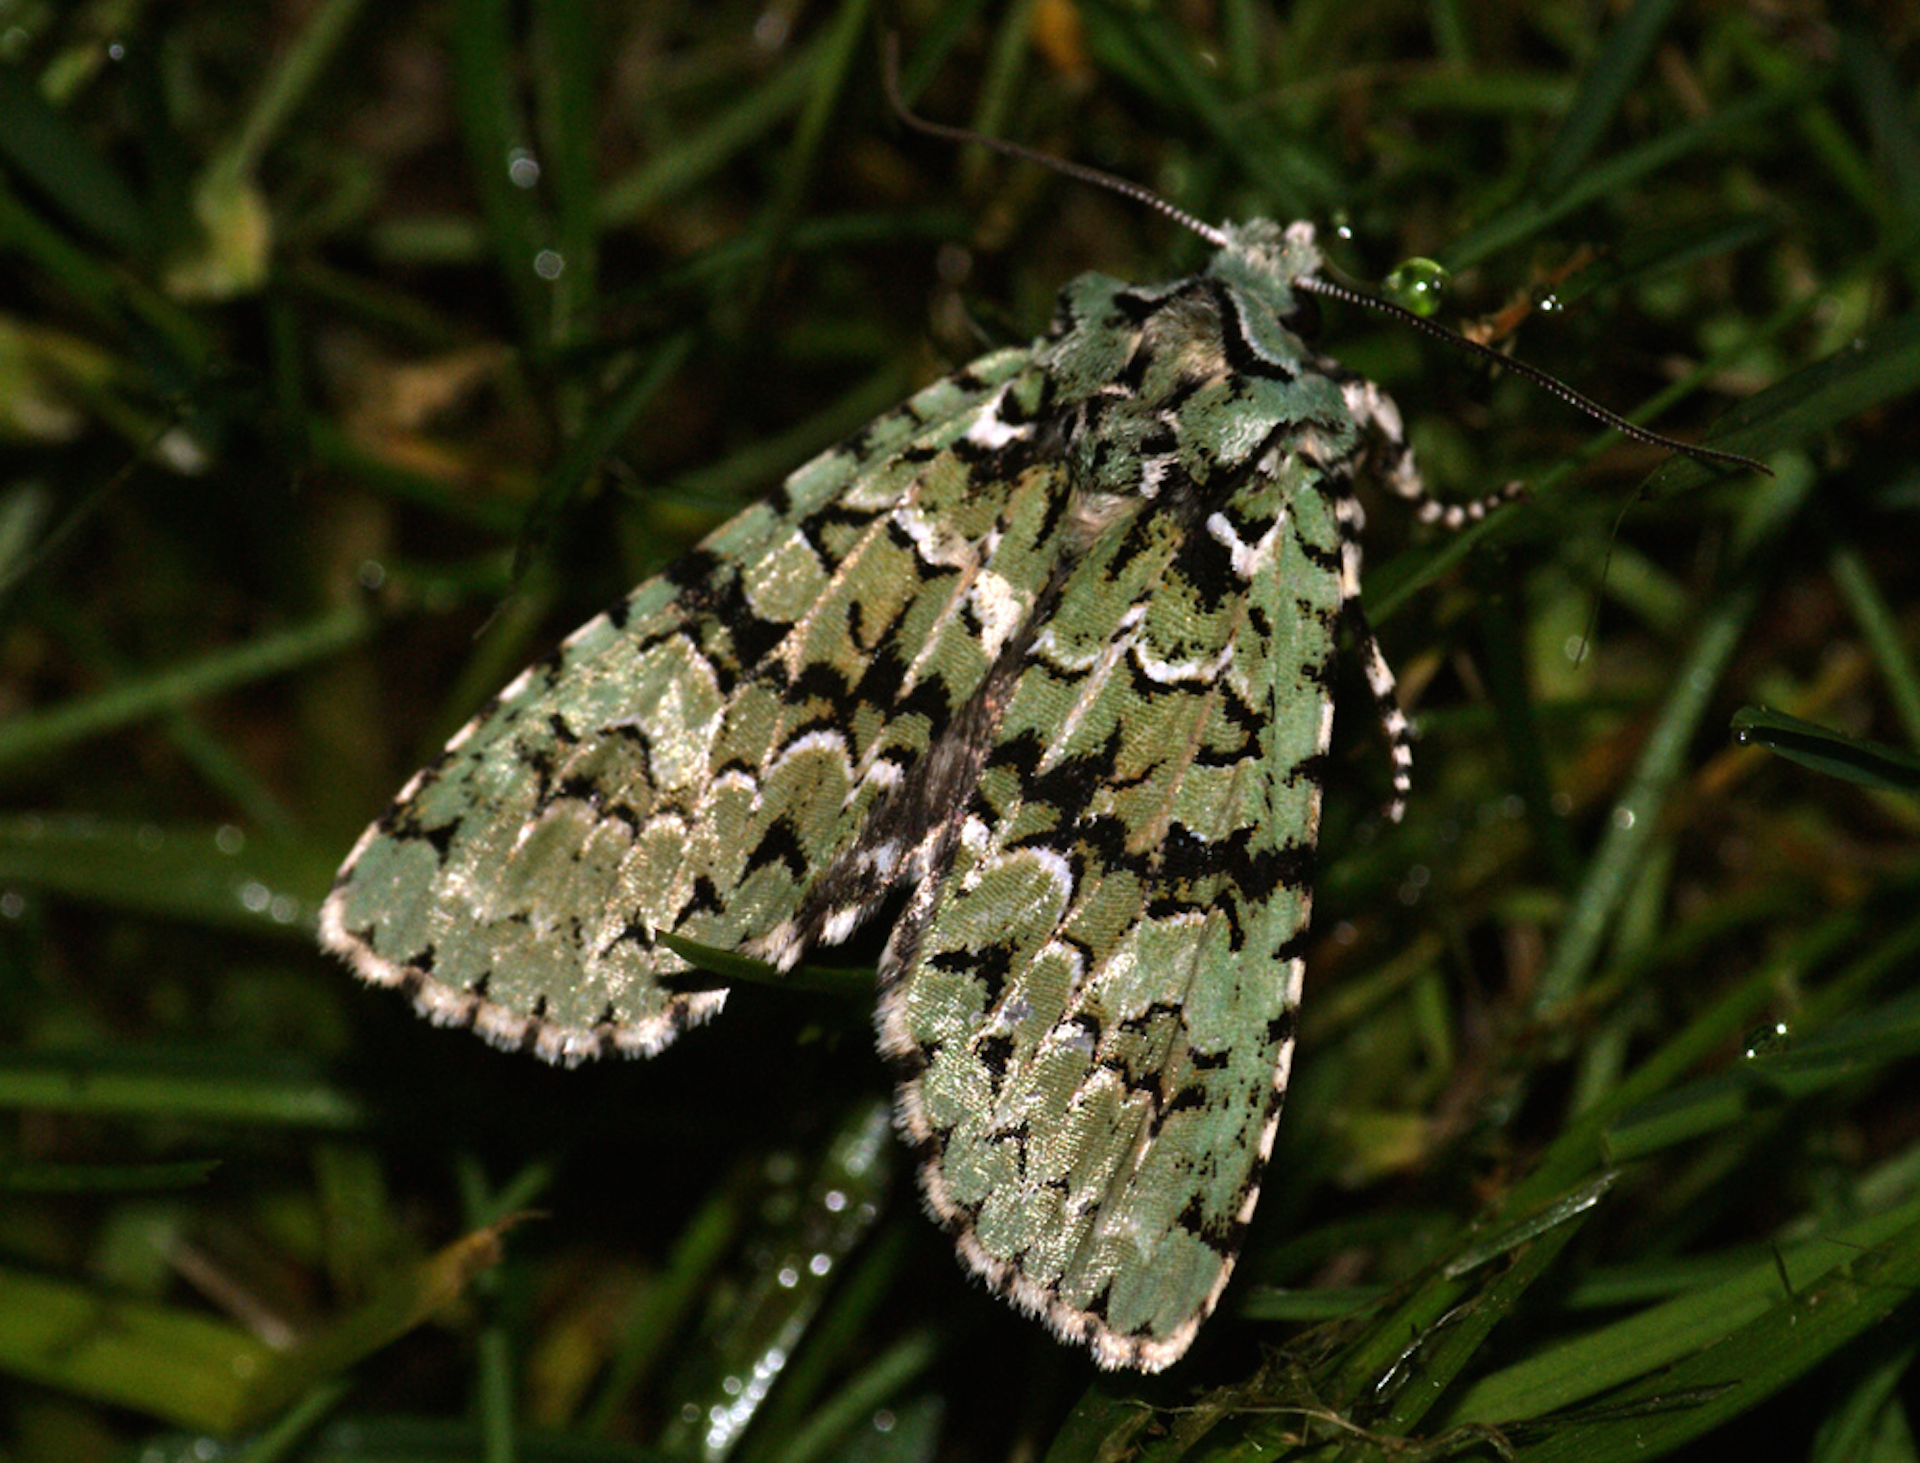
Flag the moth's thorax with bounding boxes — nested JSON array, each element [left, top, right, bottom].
[[1041, 222, 1345, 533]]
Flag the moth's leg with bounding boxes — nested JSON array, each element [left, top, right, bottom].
[[1327, 374, 1519, 818], [1329, 480, 1415, 822], [1337, 376, 1524, 529]]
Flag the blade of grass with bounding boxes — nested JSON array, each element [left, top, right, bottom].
[[1445, 77, 1820, 270], [1646, 310, 1920, 497], [0, 172, 205, 369], [1532, 573, 1763, 1014], [530, 0, 600, 351], [1368, 1181, 1610, 1436], [726, 0, 874, 326], [1532, 0, 1684, 200], [1445, 1196, 1920, 1441], [513, 331, 697, 580], [655, 1102, 893, 1462], [1838, 29, 1920, 280], [736, 1227, 918, 1462], [0, 61, 151, 250], [453, 0, 547, 345], [1525, 901, 1870, 1199], [1608, 982, 1920, 1161], [597, 44, 822, 227], [237, 1222, 518, 1425], [0, 1158, 222, 1193], [0, 1265, 277, 1430], [0, 816, 328, 933], [1308, 1174, 1617, 1422], [1084, 7, 1338, 214], [1729, 705, 1920, 794], [1810, 1341, 1917, 1463], [757, 1327, 937, 1463], [1825, 537, 1920, 750], [0, 1048, 363, 1128], [584, 1181, 748, 1434], [0, 602, 372, 769]]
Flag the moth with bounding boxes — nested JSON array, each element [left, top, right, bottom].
[[321, 115, 1760, 1369]]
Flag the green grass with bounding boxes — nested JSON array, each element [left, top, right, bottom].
[[4, 3, 1919, 1460]]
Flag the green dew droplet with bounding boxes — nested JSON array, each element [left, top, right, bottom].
[[1383, 258, 1450, 318]]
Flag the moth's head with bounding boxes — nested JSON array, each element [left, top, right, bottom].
[[1209, 219, 1322, 294], [1207, 219, 1324, 339]]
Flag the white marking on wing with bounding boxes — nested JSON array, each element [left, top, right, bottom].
[[768, 726, 849, 774], [1205, 508, 1286, 580], [1132, 641, 1234, 686], [1020, 845, 1076, 908], [961, 388, 1031, 449], [1043, 603, 1147, 759], [969, 567, 1027, 660], [891, 501, 980, 572]]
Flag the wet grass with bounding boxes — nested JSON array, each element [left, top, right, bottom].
[[3, 3, 1919, 1460]]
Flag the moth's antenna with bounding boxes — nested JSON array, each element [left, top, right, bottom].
[[1295, 275, 1771, 476], [881, 33, 1228, 249], [885, 31, 1766, 479]]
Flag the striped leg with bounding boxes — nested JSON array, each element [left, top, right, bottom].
[[1340, 376, 1525, 527], [1331, 376, 1520, 818], [1330, 484, 1415, 821]]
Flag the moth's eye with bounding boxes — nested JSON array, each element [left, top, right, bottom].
[[1281, 295, 1322, 340]]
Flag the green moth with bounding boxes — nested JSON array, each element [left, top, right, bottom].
[[321, 191, 1744, 1369]]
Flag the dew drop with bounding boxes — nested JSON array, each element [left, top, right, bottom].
[[1383, 258, 1449, 318], [1743, 1020, 1792, 1060]]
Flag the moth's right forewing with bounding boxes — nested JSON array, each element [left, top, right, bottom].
[[320, 346, 1045, 1065]]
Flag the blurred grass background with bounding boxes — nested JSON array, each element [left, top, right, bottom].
[[3, 2, 1919, 1460]]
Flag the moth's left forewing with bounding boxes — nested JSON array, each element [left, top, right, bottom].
[[882, 251, 1364, 1371]]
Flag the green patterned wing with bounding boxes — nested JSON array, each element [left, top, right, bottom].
[[880, 458, 1349, 1371], [863, 250, 1366, 1372], [320, 345, 1075, 1066]]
